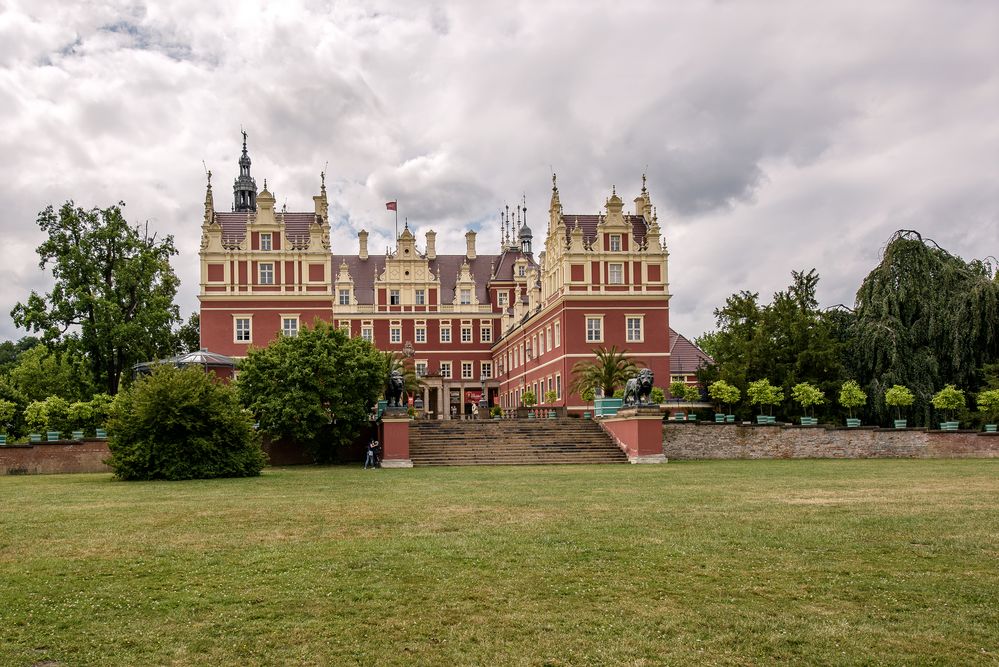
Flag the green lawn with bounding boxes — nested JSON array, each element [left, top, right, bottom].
[[1, 461, 997, 666]]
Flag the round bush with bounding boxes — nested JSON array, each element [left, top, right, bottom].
[[107, 365, 265, 481]]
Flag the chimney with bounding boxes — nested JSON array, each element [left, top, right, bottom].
[[358, 229, 369, 260], [465, 230, 477, 260], [426, 230, 437, 260]]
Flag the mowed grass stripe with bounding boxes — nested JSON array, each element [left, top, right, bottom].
[[1, 460, 997, 666]]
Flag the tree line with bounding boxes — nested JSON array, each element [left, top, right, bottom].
[[696, 230, 999, 427]]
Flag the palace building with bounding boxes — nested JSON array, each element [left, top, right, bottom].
[[199, 136, 672, 417]]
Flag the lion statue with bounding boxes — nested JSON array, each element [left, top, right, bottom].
[[386, 369, 406, 407], [622, 368, 655, 406]]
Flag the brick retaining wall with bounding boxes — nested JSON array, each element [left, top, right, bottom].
[[1, 440, 112, 475], [663, 423, 999, 459]]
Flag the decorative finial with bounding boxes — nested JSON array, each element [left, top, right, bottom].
[[612, 184, 616, 196], [241, 128, 247, 151], [404, 217, 409, 230], [641, 173, 647, 194], [263, 178, 267, 190], [206, 169, 212, 189], [552, 172, 558, 191], [321, 170, 326, 190]]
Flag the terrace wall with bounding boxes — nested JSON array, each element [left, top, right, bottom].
[[1, 440, 111, 475], [663, 423, 999, 459]]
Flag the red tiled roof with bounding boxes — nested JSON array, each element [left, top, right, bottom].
[[669, 328, 714, 375], [561, 214, 648, 246], [214, 211, 319, 243], [333, 253, 504, 305]]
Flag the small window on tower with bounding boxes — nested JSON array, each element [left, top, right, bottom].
[[610, 234, 621, 252], [260, 233, 272, 251], [460, 288, 471, 305], [390, 290, 400, 305]]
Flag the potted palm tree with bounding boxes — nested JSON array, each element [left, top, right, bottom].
[[931, 384, 964, 430], [708, 380, 740, 423], [977, 389, 999, 432], [747, 379, 783, 425], [569, 346, 639, 418], [839, 380, 867, 427], [792, 382, 824, 426], [884, 384, 915, 428]]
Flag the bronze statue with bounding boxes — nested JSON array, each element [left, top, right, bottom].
[[386, 369, 406, 407], [622, 368, 654, 406]]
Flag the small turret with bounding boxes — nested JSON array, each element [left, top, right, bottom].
[[233, 130, 258, 212]]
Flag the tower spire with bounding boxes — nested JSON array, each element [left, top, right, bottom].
[[233, 130, 258, 212]]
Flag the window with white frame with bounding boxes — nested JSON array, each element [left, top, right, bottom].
[[439, 361, 452, 379], [361, 322, 373, 343], [260, 233, 272, 251], [518, 265, 526, 277], [415, 289, 425, 305], [481, 323, 492, 343], [282, 316, 299, 337], [390, 326, 402, 343], [626, 315, 644, 342], [586, 316, 603, 342], [339, 320, 350, 336], [461, 325, 472, 343], [610, 234, 621, 252], [259, 263, 274, 285], [440, 321, 452, 343], [460, 288, 471, 305], [338, 289, 350, 305], [234, 317, 251, 343], [415, 361, 427, 377], [415, 326, 426, 343], [608, 263, 624, 284], [481, 361, 492, 379], [390, 289, 400, 305], [461, 362, 473, 379], [498, 291, 508, 306], [554, 321, 561, 347], [556, 374, 562, 400]]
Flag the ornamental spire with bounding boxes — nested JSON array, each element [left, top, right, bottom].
[[233, 129, 258, 212]]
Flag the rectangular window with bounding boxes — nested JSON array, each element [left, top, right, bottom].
[[361, 327, 373, 343], [260, 233, 272, 251], [461, 362, 473, 379], [546, 327, 552, 352], [282, 317, 299, 337], [460, 288, 471, 305], [440, 322, 452, 343], [518, 265, 526, 277], [481, 362, 492, 379], [610, 234, 621, 252], [415, 327, 426, 343], [415, 289, 425, 305], [481, 324, 492, 343], [390, 327, 402, 343], [556, 374, 562, 400], [415, 361, 427, 377], [586, 316, 602, 342], [234, 317, 251, 342], [259, 263, 274, 285], [390, 289, 400, 305], [440, 362, 452, 379], [554, 321, 561, 347], [339, 321, 350, 336], [461, 326, 472, 343], [339, 289, 350, 305], [609, 263, 624, 284], [498, 292, 508, 306], [626, 316, 644, 342]]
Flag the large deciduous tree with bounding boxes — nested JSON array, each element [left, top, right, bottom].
[[237, 321, 384, 462], [11, 202, 181, 395]]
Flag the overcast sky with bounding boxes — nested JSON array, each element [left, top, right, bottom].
[[2, 0, 997, 343]]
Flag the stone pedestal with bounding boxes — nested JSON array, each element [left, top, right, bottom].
[[379, 413, 412, 468], [600, 406, 667, 464]]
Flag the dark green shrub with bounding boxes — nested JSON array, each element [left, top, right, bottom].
[[107, 365, 265, 481]]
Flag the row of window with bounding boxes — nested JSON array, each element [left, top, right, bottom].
[[586, 315, 644, 343], [234, 317, 495, 344], [504, 375, 562, 409], [411, 361, 492, 380]]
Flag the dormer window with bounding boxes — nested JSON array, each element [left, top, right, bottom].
[[460, 288, 471, 305], [260, 233, 272, 251], [518, 265, 526, 277], [390, 289, 400, 305], [610, 234, 621, 252]]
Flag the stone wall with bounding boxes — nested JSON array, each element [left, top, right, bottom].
[[1, 440, 112, 475], [663, 423, 999, 459]]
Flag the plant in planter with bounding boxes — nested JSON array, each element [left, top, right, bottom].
[[669, 380, 688, 401], [708, 380, 741, 422], [521, 390, 537, 407], [839, 380, 867, 427], [544, 390, 558, 405], [490, 405, 503, 419], [791, 382, 824, 425], [931, 384, 965, 430], [884, 385, 915, 428], [747, 379, 783, 424], [650, 386, 665, 405], [580, 387, 595, 417], [976, 389, 999, 432]]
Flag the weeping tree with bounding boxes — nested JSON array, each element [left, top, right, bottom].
[[853, 230, 999, 425]]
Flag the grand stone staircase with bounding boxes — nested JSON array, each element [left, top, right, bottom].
[[409, 418, 628, 466]]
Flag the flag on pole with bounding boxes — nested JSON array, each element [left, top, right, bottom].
[[385, 201, 397, 211]]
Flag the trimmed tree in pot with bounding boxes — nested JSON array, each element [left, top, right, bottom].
[[747, 379, 783, 424], [931, 384, 964, 430], [884, 385, 915, 428], [976, 389, 999, 432], [791, 382, 824, 426], [650, 386, 665, 405], [839, 380, 867, 427], [708, 380, 741, 423]]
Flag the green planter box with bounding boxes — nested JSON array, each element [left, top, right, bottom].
[[594, 398, 623, 418], [846, 418, 861, 428], [0, 434, 6, 445], [726, 414, 736, 423], [799, 416, 817, 426], [715, 413, 725, 423], [756, 415, 769, 425], [29, 433, 42, 442], [46, 431, 61, 442], [72, 430, 85, 440], [894, 419, 907, 429], [939, 421, 959, 431], [95, 428, 108, 440], [582, 412, 591, 419], [985, 424, 997, 433]]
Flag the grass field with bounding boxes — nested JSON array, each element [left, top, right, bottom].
[[1, 460, 997, 666]]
